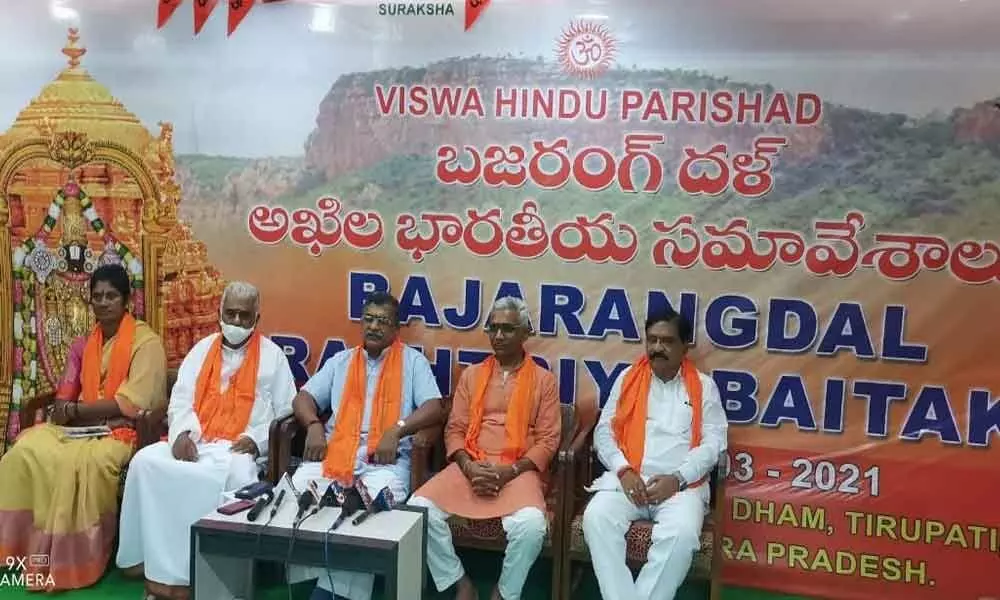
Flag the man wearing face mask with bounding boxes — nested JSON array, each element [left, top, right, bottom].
[[116, 281, 296, 600], [582, 308, 728, 600]]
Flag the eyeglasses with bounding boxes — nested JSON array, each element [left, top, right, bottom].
[[362, 314, 394, 327], [485, 322, 520, 335]]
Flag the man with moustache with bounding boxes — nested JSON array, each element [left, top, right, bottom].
[[408, 296, 562, 600], [582, 308, 728, 600], [289, 291, 445, 600], [117, 281, 297, 600]]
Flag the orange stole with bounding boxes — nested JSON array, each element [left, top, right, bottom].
[[612, 356, 707, 487], [323, 342, 404, 483], [81, 312, 137, 445], [464, 355, 537, 465], [193, 333, 261, 441]]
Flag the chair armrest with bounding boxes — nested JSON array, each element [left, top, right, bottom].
[[18, 392, 56, 433], [410, 424, 443, 493], [716, 450, 730, 479], [709, 450, 729, 508], [545, 427, 574, 506], [409, 396, 451, 494], [569, 428, 596, 506], [709, 451, 729, 599], [267, 414, 301, 484], [136, 406, 168, 449]]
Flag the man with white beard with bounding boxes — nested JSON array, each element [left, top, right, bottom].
[[116, 281, 296, 600]]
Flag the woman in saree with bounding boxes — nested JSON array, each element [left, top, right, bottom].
[[0, 263, 168, 591]]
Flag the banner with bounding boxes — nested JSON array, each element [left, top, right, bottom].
[[1, 1, 998, 599], [157, 0, 183, 29], [227, 0, 255, 36], [193, 0, 218, 34]]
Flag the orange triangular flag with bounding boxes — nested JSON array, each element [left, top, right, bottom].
[[227, 0, 255, 36], [465, 0, 492, 31], [157, 0, 183, 29], [193, 0, 219, 35]]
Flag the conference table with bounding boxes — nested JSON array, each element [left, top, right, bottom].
[[190, 490, 427, 600]]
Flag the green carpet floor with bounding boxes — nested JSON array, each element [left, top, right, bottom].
[[0, 551, 806, 599]]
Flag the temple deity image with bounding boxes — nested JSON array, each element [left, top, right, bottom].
[[0, 28, 224, 456]]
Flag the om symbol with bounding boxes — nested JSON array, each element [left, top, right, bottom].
[[556, 21, 617, 79], [571, 35, 603, 67]]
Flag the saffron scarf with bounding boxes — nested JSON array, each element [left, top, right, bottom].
[[323, 341, 404, 483], [464, 355, 537, 465], [81, 312, 137, 405], [193, 332, 261, 442], [611, 356, 706, 486]]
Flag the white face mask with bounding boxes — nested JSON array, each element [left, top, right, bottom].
[[220, 321, 254, 346]]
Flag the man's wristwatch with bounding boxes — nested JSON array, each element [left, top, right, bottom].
[[395, 419, 406, 432], [673, 471, 689, 491]]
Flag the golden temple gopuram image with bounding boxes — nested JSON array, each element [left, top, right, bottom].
[[0, 28, 225, 455]]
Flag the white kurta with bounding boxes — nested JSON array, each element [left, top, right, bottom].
[[116, 333, 297, 587], [583, 366, 728, 600]]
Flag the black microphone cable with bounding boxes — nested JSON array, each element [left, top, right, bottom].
[[254, 472, 293, 560], [324, 522, 336, 596], [252, 488, 286, 561], [322, 483, 365, 596], [286, 480, 320, 600]]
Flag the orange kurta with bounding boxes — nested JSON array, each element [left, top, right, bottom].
[[414, 359, 561, 519]]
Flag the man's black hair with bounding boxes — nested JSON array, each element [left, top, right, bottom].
[[644, 307, 692, 344], [362, 291, 401, 323]]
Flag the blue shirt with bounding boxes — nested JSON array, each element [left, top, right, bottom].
[[302, 344, 441, 486]]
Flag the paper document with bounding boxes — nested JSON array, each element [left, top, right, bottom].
[[61, 425, 112, 438]]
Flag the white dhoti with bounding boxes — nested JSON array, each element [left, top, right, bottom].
[[406, 495, 546, 600], [116, 440, 259, 586], [287, 461, 409, 600], [582, 488, 706, 600]]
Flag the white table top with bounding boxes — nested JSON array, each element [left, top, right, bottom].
[[198, 481, 423, 544]]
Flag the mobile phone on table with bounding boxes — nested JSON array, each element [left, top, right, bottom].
[[235, 481, 272, 500], [217, 499, 255, 515]]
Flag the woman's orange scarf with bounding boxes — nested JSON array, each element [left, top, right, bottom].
[[464, 355, 537, 465], [193, 332, 261, 442], [80, 313, 138, 445], [611, 356, 705, 485], [81, 312, 136, 405], [323, 341, 404, 483]]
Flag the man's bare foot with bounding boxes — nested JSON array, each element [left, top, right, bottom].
[[489, 585, 504, 600], [454, 575, 478, 600]]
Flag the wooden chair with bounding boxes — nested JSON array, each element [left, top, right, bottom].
[[409, 400, 577, 600], [559, 408, 729, 600], [18, 368, 175, 447], [267, 412, 311, 485], [265, 397, 451, 487], [17, 368, 176, 491]]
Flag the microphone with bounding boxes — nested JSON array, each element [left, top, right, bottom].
[[351, 486, 396, 526], [319, 482, 346, 509], [295, 483, 317, 522], [285, 472, 299, 496], [294, 480, 324, 527], [330, 486, 365, 531], [266, 489, 286, 523], [246, 489, 275, 522]]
